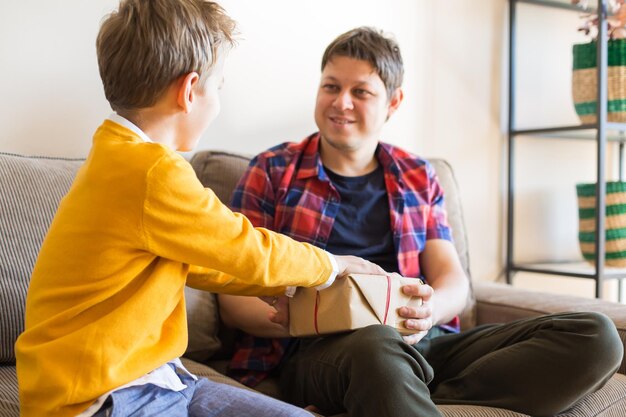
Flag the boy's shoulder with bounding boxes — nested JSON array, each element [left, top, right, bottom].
[[90, 120, 191, 177]]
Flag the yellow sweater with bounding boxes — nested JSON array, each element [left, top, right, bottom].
[[15, 120, 332, 417]]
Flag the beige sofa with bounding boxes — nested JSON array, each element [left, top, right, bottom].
[[1, 149, 626, 417]]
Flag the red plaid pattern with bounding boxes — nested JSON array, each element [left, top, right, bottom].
[[228, 133, 458, 386]]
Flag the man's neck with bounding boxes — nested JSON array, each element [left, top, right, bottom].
[[319, 140, 379, 177]]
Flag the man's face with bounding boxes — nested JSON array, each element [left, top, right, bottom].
[[314, 56, 400, 154]]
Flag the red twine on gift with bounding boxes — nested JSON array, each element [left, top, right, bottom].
[[383, 275, 391, 325], [313, 275, 393, 335]]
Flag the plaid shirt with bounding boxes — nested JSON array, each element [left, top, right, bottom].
[[227, 132, 458, 386]]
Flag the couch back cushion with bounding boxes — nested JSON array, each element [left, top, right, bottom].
[[189, 151, 476, 330], [428, 159, 475, 329], [0, 153, 84, 363]]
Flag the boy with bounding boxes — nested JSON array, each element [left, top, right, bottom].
[[14, 2, 382, 416]]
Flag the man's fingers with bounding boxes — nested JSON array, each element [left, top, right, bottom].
[[403, 317, 433, 332], [403, 330, 428, 345], [398, 304, 432, 319], [268, 309, 289, 327], [259, 296, 277, 306], [261, 296, 290, 328], [402, 283, 433, 299]]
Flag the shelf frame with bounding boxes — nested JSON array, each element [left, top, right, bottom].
[[505, 0, 621, 300]]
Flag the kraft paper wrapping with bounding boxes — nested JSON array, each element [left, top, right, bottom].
[[289, 274, 423, 337]]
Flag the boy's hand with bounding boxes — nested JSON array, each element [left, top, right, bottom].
[[259, 295, 290, 329], [398, 282, 435, 345], [334, 255, 386, 278]]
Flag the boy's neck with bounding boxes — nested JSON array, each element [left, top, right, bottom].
[[117, 108, 179, 150]]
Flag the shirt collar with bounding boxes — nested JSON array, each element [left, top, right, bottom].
[[375, 142, 403, 180], [296, 132, 403, 184], [107, 113, 153, 143], [295, 133, 326, 180]]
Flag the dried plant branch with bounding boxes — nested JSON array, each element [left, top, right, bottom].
[[572, 0, 626, 39]]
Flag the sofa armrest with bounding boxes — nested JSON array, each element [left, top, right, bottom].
[[473, 281, 626, 375]]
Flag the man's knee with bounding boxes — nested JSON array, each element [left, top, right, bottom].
[[352, 324, 402, 342], [554, 311, 624, 387], [347, 325, 404, 360], [344, 325, 433, 381], [577, 312, 623, 371]]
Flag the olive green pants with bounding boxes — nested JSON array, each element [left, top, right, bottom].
[[278, 312, 623, 417]]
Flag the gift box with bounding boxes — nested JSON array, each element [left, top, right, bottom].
[[289, 274, 423, 337]]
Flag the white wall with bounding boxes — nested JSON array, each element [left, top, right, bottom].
[[0, 0, 423, 157], [2, 0, 606, 299]]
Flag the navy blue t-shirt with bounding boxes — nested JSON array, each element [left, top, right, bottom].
[[324, 165, 399, 273]]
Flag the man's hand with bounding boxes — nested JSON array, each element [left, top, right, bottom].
[[398, 282, 436, 345], [259, 295, 290, 329], [334, 255, 386, 278]]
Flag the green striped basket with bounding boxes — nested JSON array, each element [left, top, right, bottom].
[[572, 39, 626, 123], [577, 182, 626, 266]]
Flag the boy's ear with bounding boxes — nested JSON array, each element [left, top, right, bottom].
[[177, 72, 201, 114], [386, 88, 404, 121]]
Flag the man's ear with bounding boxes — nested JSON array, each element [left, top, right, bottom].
[[177, 72, 200, 114], [386, 88, 404, 121]]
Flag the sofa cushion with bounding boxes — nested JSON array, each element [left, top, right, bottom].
[[428, 159, 476, 329], [189, 150, 252, 204], [559, 373, 626, 416], [0, 366, 19, 417], [0, 153, 84, 363], [436, 373, 626, 416], [183, 285, 221, 362]]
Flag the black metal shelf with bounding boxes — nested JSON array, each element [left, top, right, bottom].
[[506, 0, 623, 300], [512, 123, 626, 139], [511, 261, 626, 280]]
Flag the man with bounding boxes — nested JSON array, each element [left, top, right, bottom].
[[218, 27, 623, 417]]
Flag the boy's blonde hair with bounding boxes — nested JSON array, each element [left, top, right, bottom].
[[97, 0, 236, 112]]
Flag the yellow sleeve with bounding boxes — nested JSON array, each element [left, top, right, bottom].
[[186, 265, 286, 296], [142, 153, 332, 295]]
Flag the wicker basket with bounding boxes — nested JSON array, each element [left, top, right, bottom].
[[576, 182, 626, 266], [572, 39, 626, 123]]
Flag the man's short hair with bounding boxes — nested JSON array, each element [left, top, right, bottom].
[[321, 27, 404, 99], [97, 0, 236, 112]]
